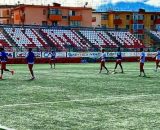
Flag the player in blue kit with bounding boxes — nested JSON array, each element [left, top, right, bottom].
[[26, 48, 35, 80], [139, 48, 146, 77], [114, 47, 124, 73], [0, 47, 14, 79], [49, 50, 56, 69]]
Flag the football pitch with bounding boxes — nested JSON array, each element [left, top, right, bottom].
[[0, 62, 160, 130]]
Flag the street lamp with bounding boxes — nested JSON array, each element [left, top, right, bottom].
[[84, 2, 88, 8]]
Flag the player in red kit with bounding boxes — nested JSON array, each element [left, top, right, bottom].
[[114, 47, 124, 73], [49, 50, 56, 69], [99, 49, 109, 73]]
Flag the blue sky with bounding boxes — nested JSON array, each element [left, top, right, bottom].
[[97, 0, 160, 12]]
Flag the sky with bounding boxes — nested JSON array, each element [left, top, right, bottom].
[[0, 0, 160, 8]]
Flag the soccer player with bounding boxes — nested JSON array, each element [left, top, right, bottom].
[[114, 47, 124, 73], [139, 48, 146, 77], [99, 49, 109, 73], [26, 48, 35, 80], [49, 50, 56, 69], [0, 47, 14, 79], [154, 48, 160, 72]]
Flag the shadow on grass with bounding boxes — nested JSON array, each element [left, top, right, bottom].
[[137, 75, 154, 79], [0, 79, 7, 81]]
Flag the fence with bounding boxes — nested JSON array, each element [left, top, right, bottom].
[[5, 51, 157, 59], [2, 46, 159, 53]]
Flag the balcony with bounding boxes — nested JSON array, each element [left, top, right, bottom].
[[130, 29, 144, 34], [113, 19, 122, 25], [154, 19, 160, 24], [69, 15, 82, 21], [49, 15, 62, 21], [130, 20, 144, 24]]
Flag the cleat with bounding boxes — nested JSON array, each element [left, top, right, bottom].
[[31, 77, 35, 80], [154, 69, 158, 72], [112, 71, 116, 74], [11, 70, 14, 75]]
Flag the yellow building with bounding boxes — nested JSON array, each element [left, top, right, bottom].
[[92, 9, 160, 45]]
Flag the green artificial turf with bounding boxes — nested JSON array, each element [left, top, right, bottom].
[[0, 62, 160, 130]]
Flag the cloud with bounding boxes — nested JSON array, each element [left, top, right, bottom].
[[101, 0, 160, 7], [0, 0, 103, 8], [109, 0, 144, 4], [145, 0, 160, 7], [0, 0, 160, 8]]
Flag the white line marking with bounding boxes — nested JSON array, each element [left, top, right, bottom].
[[0, 124, 15, 130], [0, 94, 160, 108]]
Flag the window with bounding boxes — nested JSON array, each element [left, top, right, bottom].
[[134, 34, 144, 40], [155, 15, 158, 20], [52, 21, 58, 26], [150, 25, 154, 30], [138, 15, 144, 20], [92, 17, 96, 22], [156, 24, 160, 31], [134, 34, 138, 38], [133, 14, 144, 20], [101, 24, 106, 28], [133, 14, 138, 20], [69, 10, 76, 16], [72, 11, 76, 16], [151, 15, 155, 20], [42, 21, 47, 26], [138, 34, 144, 40], [62, 16, 68, 19], [126, 25, 130, 29], [126, 15, 130, 20], [43, 9, 46, 15], [133, 24, 144, 30], [157, 15, 160, 19], [49, 9, 62, 15], [101, 14, 108, 20], [115, 25, 119, 29], [115, 15, 120, 19], [6, 10, 10, 15], [7, 19, 9, 24], [70, 21, 81, 26]]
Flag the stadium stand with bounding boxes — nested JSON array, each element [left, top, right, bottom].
[[3, 27, 48, 49], [0, 31, 12, 51], [40, 28, 91, 51], [150, 31, 160, 40], [108, 31, 144, 48], [79, 30, 118, 48], [0, 26, 146, 51]]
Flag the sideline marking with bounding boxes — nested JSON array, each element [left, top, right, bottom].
[[0, 125, 15, 130]]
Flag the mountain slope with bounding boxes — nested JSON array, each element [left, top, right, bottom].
[[97, 2, 160, 12]]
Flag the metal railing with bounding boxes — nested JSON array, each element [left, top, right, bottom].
[[2, 46, 158, 52]]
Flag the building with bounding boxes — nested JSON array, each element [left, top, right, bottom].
[[12, 3, 92, 27], [92, 9, 160, 45], [92, 12, 102, 27], [0, 5, 16, 24]]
